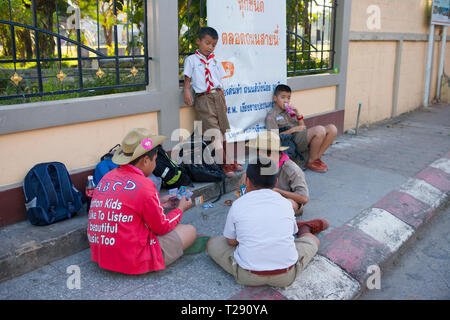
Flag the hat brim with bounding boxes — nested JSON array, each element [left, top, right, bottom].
[[112, 135, 167, 165]]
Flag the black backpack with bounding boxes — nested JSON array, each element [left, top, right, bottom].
[[153, 145, 193, 189], [23, 162, 84, 226], [177, 135, 226, 202]]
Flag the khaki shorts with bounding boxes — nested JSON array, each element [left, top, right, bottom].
[[157, 229, 184, 267], [207, 235, 318, 288], [293, 130, 309, 152], [194, 89, 230, 136]]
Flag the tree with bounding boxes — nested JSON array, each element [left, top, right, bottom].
[[78, 0, 125, 54], [178, 0, 206, 56], [0, 0, 34, 59], [0, 0, 70, 61]]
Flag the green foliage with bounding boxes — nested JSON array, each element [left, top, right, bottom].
[[178, 0, 207, 79], [0, 0, 147, 105], [0, 64, 145, 105]]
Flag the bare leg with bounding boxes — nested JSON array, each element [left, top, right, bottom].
[[306, 126, 326, 162], [317, 124, 337, 158], [224, 140, 235, 165], [210, 135, 224, 165], [173, 224, 197, 250]]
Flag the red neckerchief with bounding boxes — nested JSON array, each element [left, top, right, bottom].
[[278, 152, 290, 168], [195, 50, 215, 93]]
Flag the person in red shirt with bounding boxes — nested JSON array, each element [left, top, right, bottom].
[[88, 128, 196, 274]]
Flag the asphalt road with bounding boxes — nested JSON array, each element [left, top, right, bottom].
[[359, 205, 450, 300]]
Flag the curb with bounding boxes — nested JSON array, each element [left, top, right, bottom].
[[0, 172, 244, 283], [232, 152, 450, 300]]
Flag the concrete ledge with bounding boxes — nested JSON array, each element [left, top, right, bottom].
[[318, 225, 392, 284], [0, 171, 244, 283], [278, 255, 361, 300], [0, 213, 90, 283]]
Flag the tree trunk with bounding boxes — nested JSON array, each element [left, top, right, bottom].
[[35, 0, 56, 58], [104, 26, 113, 50], [17, 29, 34, 60], [303, 0, 310, 39]]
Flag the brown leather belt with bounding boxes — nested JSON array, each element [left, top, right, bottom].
[[247, 264, 295, 276], [195, 88, 223, 98]]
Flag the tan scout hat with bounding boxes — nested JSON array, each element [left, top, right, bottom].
[[246, 130, 289, 152], [112, 128, 167, 165]]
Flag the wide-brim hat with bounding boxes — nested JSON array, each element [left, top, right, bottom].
[[112, 128, 167, 165], [246, 130, 289, 152]]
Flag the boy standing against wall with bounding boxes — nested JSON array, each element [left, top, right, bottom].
[[183, 26, 242, 177]]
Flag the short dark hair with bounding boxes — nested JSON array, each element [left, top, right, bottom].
[[274, 84, 291, 96], [198, 26, 219, 40], [129, 147, 158, 166], [246, 158, 277, 189]]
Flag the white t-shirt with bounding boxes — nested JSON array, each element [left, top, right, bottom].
[[183, 52, 226, 93], [223, 189, 299, 271]]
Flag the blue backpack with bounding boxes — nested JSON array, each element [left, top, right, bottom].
[[23, 162, 84, 226], [93, 158, 119, 185], [93, 145, 121, 185]]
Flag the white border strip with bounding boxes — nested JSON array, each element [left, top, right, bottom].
[[429, 158, 450, 175], [398, 178, 446, 208], [278, 255, 360, 300], [346, 208, 415, 253]]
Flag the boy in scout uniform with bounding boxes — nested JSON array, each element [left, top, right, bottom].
[[183, 26, 242, 177], [244, 131, 309, 216], [265, 84, 337, 173]]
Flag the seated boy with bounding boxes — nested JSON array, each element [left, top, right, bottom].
[[88, 128, 197, 274], [207, 158, 328, 287], [246, 130, 309, 216], [265, 84, 337, 173], [183, 26, 242, 177]]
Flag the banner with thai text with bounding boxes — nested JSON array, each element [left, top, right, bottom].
[[208, 0, 286, 142]]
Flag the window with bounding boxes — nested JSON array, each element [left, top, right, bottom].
[[0, 0, 149, 105], [287, 0, 336, 76]]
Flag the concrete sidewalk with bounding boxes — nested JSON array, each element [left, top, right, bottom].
[[0, 104, 449, 300]]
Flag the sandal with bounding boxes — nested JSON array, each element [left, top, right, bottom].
[[222, 164, 236, 177], [233, 161, 244, 172]]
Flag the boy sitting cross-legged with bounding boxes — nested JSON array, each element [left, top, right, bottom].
[[207, 157, 329, 287]]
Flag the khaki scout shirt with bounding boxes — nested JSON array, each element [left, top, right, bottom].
[[265, 105, 299, 131], [277, 159, 309, 198]]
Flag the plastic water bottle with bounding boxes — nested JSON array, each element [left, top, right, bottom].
[[85, 175, 95, 210]]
